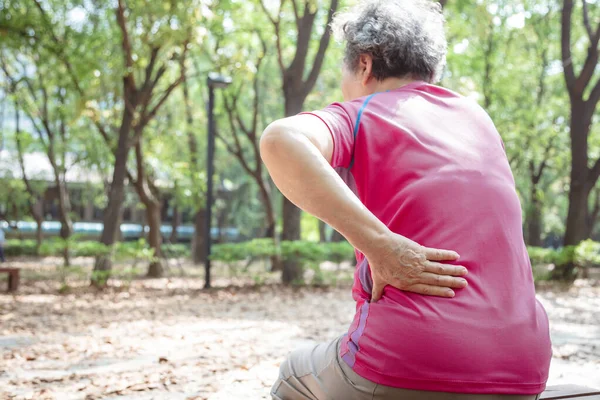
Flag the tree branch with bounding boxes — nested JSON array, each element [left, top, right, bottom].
[[116, 0, 136, 92], [135, 75, 184, 141], [225, 85, 251, 136], [582, 0, 595, 40], [134, 141, 154, 205], [534, 135, 557, 183], [215, 129, 255, 178], [588, 77, 600, 107], [251, 33, 268, 136], [291, 0, 301, 24], [224, 98, 249, 160], [32, 0, 85, 96], [561, 0, 576, 94], [259, 0, 287, 73], [303, 0, 339, 94], [288, 6, 318, 81], [589, 152, 600, 188], [14, 101, 41, 221], [575, 5, 600, 96], [140, 46, 161, 97]]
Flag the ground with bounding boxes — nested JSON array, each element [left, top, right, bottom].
[[0, 259, 599, 400]]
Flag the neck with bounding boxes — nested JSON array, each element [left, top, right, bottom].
[[371, 76, 420, 93]]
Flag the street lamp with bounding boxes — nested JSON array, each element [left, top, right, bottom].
[[204, 73, 232, 289]]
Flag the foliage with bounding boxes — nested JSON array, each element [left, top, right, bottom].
[[5, 238, 158, 263], [528, 240, 600, 280], [211, 239, 355, 267], [162, 243, 191, 259], [3, 239, 39, 257]]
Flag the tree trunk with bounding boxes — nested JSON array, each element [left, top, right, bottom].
[[331, 229, 345, 243], [257, 179, 282, 270], [93, 109, 134, 284], [318, 221, 327, 243], [559, 106, 591, 281], [35, 215, 43, 254], [192, 209, 206, 264], [170, 204, 180, 243], [14, 103, 44, 254], [281, 97, 304, 284], [564, 107, 591, 247], [55, 178, 73, 267], [527, 185, 543, 247], [145, 199, 164, 277]]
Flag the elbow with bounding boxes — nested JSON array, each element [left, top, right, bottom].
[[260, 120, 290, 162]]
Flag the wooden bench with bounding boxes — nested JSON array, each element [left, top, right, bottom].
[[542, 385, 600, 399], [0, 268, 19, 292]]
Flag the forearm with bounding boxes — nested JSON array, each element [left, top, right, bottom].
[[260, 122, 390, 255]]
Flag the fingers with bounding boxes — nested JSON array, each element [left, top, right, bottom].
[[423, 261, 468, 276], [419, 272, 468, 289], [371, 279, 385, 303], [424, 247, 460, 262], [408, 284, 456, 298]]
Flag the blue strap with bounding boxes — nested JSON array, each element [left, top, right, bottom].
[[349, 93, 378, 169]]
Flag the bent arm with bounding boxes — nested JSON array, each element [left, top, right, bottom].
[[259, 115, 389, 255]]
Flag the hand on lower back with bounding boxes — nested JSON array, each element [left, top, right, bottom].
[[365, 233, 468, 302]]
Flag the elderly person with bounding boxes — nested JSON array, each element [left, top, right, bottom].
[[260, 0, 551, 399]]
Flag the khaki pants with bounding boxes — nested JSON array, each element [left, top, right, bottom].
[[271, 336, 541, 400]]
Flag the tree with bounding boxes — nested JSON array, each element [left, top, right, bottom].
[[14, 105, 45, 252], [259, 0, 339, 283], [561, 0, 600, 258], [1, 54, 75, 266], [218, 33, 276, 242], [88, 0, 191, 280], [521, 7, 570, 246], [0, 73, 45, 251]]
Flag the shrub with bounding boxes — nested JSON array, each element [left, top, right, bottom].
[[3, 239, 39, 256], [162, 244, 190, 259]]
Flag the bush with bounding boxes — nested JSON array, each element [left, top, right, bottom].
[[210, 240, 356, 276], [4, 238, 156, 262], [38, 239, 110, 258], [3, 239, 39, 256], [162, 243, 190, 259], [527, 246, 557, 265], [528, 240, 600, 281], [211, 239, 278, 264], [114, 240, 156, 263], [73, 241, 110, 257]]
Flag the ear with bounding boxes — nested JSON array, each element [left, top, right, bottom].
[[358, 54, 374, 86]]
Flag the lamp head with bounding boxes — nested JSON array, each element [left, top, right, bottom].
[[207, 72, 232, 89]]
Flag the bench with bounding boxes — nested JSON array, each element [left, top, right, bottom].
[[0, 268, 19, 292], [542, 385, 600, 399]]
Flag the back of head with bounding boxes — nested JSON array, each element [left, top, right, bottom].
[[332, 0, 447, 83]]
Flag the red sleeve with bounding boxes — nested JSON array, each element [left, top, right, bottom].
[[302, 102, 358, 169]]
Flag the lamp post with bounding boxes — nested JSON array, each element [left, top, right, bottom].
[[204, 73, 232, 289]]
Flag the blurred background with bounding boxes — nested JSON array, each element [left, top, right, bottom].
[[0, 0, 599, 399]]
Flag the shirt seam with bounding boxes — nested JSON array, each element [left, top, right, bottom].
[[300, 112, 338, 167]]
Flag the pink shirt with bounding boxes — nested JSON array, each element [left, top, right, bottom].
[[306, 82, 551, 394]]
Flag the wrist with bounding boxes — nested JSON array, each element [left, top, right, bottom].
[[350, 222, 393, 258]]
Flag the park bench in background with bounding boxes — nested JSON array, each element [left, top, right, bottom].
[[0, 267, 19, 292], [542, 385, 600, 399]]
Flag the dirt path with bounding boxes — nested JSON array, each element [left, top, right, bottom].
[[0, 278, 599, 400]]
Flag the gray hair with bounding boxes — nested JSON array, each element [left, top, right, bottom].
[[332, 0, 447, 83]]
